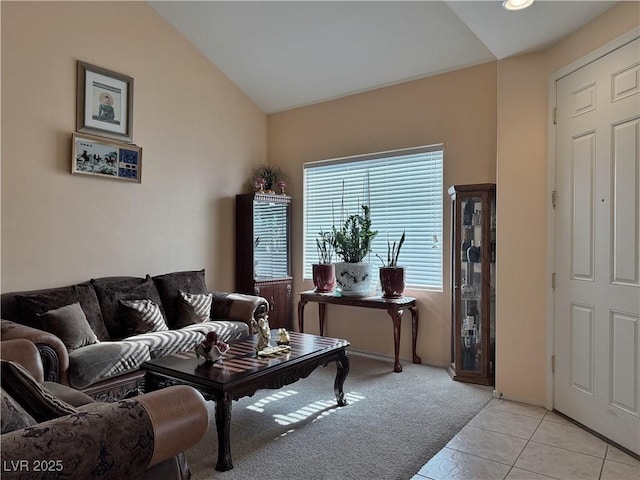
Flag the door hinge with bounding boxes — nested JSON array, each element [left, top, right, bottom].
[[552, 272, 556, 290], [552, 190, 557, 208], [553, 107, 557, 125], [551, 355, 556, 373]]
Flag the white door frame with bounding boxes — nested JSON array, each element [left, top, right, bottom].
[[546, 27, 640, 411]]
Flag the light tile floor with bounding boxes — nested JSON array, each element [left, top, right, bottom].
[[412, 398, 640, 480]]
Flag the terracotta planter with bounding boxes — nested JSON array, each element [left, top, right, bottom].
[[380, 266, 405, 298], [312, 263, 336, 293]]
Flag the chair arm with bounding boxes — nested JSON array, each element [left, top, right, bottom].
[[210, 292, 269, 329], [0, 320, 69, 384], [0, 339, 45, 382], [0, 386, 207, 479]]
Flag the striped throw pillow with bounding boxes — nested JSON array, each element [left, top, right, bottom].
[[175, 291, 213, 328], [119, 299, 169, 336]]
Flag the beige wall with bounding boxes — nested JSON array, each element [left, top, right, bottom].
[[496, 2, 639, 404], [1, 1, 267, 292], [269, 62, 497, 366]]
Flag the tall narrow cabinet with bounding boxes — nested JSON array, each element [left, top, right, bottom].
[[448, 184, 496, 385], [235, 193, 292, 329]]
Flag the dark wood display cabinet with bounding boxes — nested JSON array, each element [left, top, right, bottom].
[[448, 183, 496, 385], [235, 192, 292, 329]]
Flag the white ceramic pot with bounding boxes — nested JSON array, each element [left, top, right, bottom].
[[335, 262, 373, 297]]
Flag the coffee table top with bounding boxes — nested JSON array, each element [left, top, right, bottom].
[[143, 330, 349, 393]]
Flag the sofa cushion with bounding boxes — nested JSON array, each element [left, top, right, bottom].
[[181, 320, 249, 343], [37, 302, 99, 351], [14, 283, 109, 341], [68, 341, 151, 390], [92, 276, 165, 340], [124, 329, 203, 359], [119, 299, 169, 336], [174, 291, 213, 328], [0, 360, 78, 422], [1, 388, 36, 433], [152, 270, 207, 328]]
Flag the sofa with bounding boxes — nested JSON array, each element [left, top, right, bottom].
[[1, 338, 208, 479], [1, 269, 269, 401]]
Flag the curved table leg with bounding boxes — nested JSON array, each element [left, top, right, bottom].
[[334, 349, 350, 406], [319, 302, 326, 336], [297, 299, 308, 333], [215, 391, 233, 471], [388, 307, 403, 372], [410, 306, 421, 364]]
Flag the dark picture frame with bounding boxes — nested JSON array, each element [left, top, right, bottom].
[[76, 61, 134, 142], [72, 133, 142, 183]]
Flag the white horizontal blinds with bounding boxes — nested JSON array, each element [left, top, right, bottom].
[[303, 145, 443, 289], [254, 202, 289, 278]]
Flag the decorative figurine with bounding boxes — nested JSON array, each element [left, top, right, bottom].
[[277, 180, 287, 196], [195, 331, 230, 363], [254, 177, 266, 193], [276, 328, 290, 345], [251, 316, 271, 352]]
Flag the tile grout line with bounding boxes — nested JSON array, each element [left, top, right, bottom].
[[597, 444, 609, 480]]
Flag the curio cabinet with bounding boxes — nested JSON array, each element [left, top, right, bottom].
[[448, 184, 496, 385], [235, 193, 292, 329]]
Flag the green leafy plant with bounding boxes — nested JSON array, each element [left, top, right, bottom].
[[333, 205, 378, 263], [315, 229, 335, 264], [376, 230, 406, 267]]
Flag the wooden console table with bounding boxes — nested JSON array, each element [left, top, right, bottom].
[[297, 291, 421, 372]]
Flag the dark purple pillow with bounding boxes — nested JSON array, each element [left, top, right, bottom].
[[91, 276, 164, 340], [152, 270, 207, 328], [15, 284, 109, 341]]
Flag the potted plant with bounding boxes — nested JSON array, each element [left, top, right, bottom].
[[250, 165, 287, 194], [332, 205, 378, 296], [312, 230, 336, 293], [377, 230, 406, 298]]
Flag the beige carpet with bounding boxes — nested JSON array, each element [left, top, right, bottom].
[[187, 353, 492, 480]]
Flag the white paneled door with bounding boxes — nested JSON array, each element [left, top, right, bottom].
[[555, 37, 640, 455]]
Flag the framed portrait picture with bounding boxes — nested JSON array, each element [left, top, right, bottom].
[[72, 133, 142, 183], [76, 61, 134, 142]]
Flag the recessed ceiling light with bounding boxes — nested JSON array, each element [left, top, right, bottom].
[[502, 0, 534, 11]]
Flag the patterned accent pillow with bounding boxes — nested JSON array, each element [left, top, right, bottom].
[[175, 291, 213, 328], [119, 299, 169, 336], [0, 360, 78, 423], [37, 302, 99, 351], [152, 269, 207, 328], [1, 388, 36, 433]]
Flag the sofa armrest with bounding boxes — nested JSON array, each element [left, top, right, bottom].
[[1, 320, 69, 385], [210, 292, 269, 328], [0, 339, 45, 382], [0, 385, 207, 479]]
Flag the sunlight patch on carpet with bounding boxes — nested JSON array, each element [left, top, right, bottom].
[[245, 389, 299, 413], [273, 391, 365, 426]]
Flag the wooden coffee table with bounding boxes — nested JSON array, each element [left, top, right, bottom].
[[143, 330, 350, 471]]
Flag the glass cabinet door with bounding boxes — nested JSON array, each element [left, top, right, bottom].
[[459, 195, 483, 372], [253, 201, 290, 279]]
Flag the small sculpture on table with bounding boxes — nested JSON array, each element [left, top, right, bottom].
[[251, 315, 271, 352], [195, 331, 230, 363], [276, 328, 290, 345]]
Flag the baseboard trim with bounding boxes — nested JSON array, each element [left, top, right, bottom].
[[347, 348, 449, 369]]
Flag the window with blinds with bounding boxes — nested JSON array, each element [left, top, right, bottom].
[[303, 145, 443, 290]]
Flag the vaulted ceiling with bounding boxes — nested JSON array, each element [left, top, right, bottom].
[[150, 1, 618, 113]]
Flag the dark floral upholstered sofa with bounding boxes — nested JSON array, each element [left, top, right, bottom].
[[1, 269, 269, 401], [1, 338, 208, 479]]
